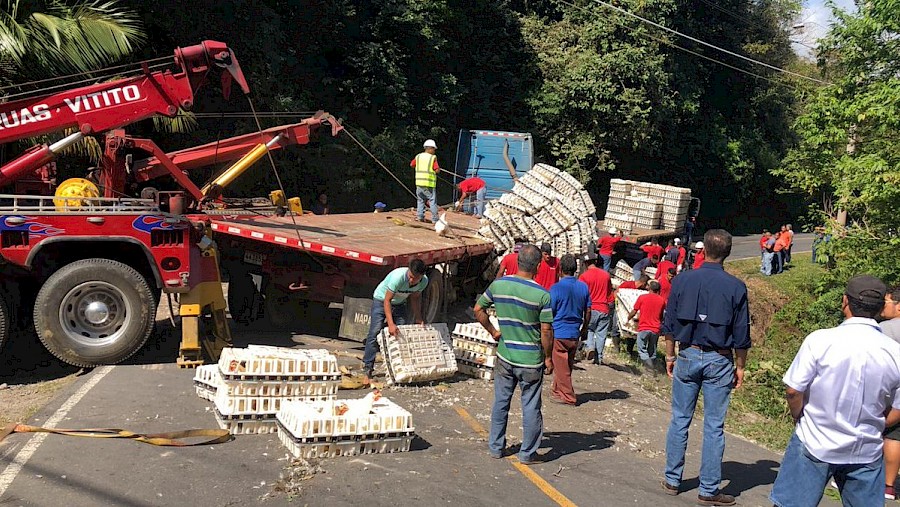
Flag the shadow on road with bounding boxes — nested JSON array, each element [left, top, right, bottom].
[[0, 330, 81, 383], [538, 430, 620, 462], [576, 389, 630, 406], [678, 459, 780, 498]]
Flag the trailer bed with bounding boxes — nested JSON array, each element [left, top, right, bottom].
[[209, 210, 494, 267]]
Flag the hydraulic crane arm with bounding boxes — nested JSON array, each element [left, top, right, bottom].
[[0, 40, 250, 187]]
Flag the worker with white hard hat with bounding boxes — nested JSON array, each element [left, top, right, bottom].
[[597, 225, 624, 273], [692, 241, 706, 270], [411, 139, 441, 223]]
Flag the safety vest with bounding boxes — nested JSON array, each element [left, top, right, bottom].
[[414, 152, 437, 188]]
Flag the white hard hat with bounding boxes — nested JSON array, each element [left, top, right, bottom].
[[608, 226, 617, 234], [695, 241, 704, 249], [423, 139, 437, 149], [674, 238, 682, 245]]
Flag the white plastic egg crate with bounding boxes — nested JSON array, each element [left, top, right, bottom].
[[377, 324, 457, 384], [615, 288, 648, 336], [193, 364, 221, 402], [218, 346, 339, 381]]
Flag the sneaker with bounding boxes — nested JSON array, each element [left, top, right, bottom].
[[662, 481, 679, 496], [697, 493, 736, 506], [886, 484, 896, 500], [518, 455, 543, 466]]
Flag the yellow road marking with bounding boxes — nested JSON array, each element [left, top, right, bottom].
[[453, 406, 578, 507]]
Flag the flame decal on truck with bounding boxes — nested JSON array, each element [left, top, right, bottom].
[[132, 215, 177, 234], [0, 216, 65, 236]]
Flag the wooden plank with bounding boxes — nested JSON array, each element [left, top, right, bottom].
[[210, 210, 494, 266]]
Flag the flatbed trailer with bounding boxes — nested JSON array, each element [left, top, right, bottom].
[[208, 209, 496, 331]]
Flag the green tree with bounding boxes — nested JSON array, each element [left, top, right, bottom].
[[777, 0, 900, 289]]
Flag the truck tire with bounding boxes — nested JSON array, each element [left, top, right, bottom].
[[422, 268, 444, 323], [0, 289, 8, 353], [34, 258, 156, 367]]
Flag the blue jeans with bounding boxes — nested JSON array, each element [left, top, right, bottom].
[[584, 310, 611, 363], [599, 254, 612, 273], [416, 186, 439, 222], [633, 267, 642, 281], [770, 433, 884, 507], [362, 300, 407, 371], [773, 250, 783, 274], [761, 251, 773, 276], [489, 358, 544, 461], [636, 330, 659, 361], [664, 347, 734, 497], [465, 187, 487, 217]]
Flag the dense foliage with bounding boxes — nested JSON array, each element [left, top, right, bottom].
[[777, 0, 900, 298]]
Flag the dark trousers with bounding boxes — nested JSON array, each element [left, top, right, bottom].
[[551, 339, 579, 405], [362, 300, 407, 371], [773, 250, 783, 274]]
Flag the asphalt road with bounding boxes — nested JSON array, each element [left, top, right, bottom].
[[0, 313, 839, 507]]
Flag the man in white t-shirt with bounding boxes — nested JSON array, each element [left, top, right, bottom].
[[770, 275, 900, 507]]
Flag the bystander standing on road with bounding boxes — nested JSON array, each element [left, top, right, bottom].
[[785, 224, 794, 264], [474, 245, 554, 464], [880, 286, 900, 500], [761, 234, 775, 276], [662, 229, 750, 506], [535, 243, 560, 290], [549, 254, 591, 405], [362, 259, 428, 383], [772, 232, 786, 274], [770, 276, 900, 506], [579, 253, 614, 365], [627, 279, 666, 372]]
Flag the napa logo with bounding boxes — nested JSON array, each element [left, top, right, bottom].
[[132, 215, 177, 234], [0, 216, 64, 236]]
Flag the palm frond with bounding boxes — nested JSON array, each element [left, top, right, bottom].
[[0, 8, 29, 67], [153, 113, 199, 134], [51, 0, 145, 72]]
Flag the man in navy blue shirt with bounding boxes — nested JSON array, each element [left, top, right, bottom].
[[549, 254, 591, 405], [661, 229, 750, 507], [633, 254, 659, 281]]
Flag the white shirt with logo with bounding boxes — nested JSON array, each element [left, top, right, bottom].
[[784, 317, 900, 464]]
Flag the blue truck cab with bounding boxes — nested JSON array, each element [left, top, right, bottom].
[[452, 130, 533, 202]]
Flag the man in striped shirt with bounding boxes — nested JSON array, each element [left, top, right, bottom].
[[475, 244, 554, 465]]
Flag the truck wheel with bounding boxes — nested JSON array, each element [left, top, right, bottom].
[[0, 289, 8, 353], [421, 268, 445, 323], [34, 259, 156, 367]]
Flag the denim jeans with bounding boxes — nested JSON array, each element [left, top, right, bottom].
[[633, 267, 643, 281], [785, 245, 792, 264], [600, 254, 612, 273], [770, 433, 884, 507], [664, 347, 735, 497], [489, 358, 544, 461], [416, 186, 439, 222], [584, 310, 611, 363], [362, 300, 407, 371], [761, 251, 773, 276], [465, 187, 486, 217], [773, 250, 783, 274], [636, 330, 659, 361]]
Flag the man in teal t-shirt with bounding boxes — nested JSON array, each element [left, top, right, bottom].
[[474, 244, 553, 464], [362, 258, 429, 382]]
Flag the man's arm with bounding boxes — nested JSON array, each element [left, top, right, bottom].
[[664, 335, 677, 378], [734, 349, 748, 389], [410, 291, 424, 324], [455, 191, 469, 210], [580, 308, 591, 340], [541, 322, 554, 374], [474, 303, 501, 340], [383, 291, 397, 335], [433, 159, 440, 173], [887, 409, 900, 428], [786, 386, 805, 423]]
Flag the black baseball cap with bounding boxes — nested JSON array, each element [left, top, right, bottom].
[[845, 275, 887, 305]]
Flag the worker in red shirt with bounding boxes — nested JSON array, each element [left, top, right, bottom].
[[627, 279, 666, 372], [641, 237, 665, 260], [692, 241, 706, 270], [673, 238, 687, 272], [659, 267, 676, 302], [535, 243, 560, 290], [495, 243, 524, 279], [454, 177, 487, 218], [759, 230, 770, 256], [578, 252, 613, 364], [597, 227, 623, 273], [656, 257, 676, 281]]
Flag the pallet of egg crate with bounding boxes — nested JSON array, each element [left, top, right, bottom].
[[377, 324, 457, 384]]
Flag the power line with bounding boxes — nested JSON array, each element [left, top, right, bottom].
[[586, 0, 831, 85], [558, 0, 802, 89]]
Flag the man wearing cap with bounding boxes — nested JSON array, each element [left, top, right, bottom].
[[411, 139, 441, 223], [662, 229, 749, 506], [374, 201, 387, 213], [535, 243, 560, 290], [598, 227, 624, 273], [770, 275, 900, 507], [455, 176, 487, 218]]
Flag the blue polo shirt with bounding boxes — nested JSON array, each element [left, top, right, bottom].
[[661, 263, 751, 350], [549, 276, 591, 340]]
